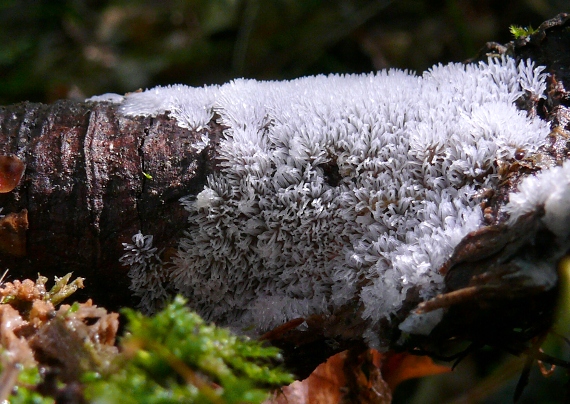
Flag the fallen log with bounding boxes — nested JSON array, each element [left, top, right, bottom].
[[1, 12, 570, 382]]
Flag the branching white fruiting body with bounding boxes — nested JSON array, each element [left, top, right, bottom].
[[116, 57, 551, 344], [119, 232, 168, 314]]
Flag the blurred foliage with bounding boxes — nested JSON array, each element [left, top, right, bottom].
[[0, 0, 568, 104], [0, 363, 54, 404], [391, 256, 570, 404]]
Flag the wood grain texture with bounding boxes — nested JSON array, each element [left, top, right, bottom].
[[0, 100, 225, 309]]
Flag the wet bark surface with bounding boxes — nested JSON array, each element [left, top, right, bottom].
[[0, 100, 226, 309]]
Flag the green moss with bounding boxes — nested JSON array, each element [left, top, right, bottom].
[[509, 25, 538, 39], [0, 273, 292, 403], [85, 296, 293, 403], [0, 364, 54, 404], [44, 273, 85, 306]]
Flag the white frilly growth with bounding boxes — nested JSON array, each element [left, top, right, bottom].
[[505, 161, 570, 238], [119, 231, 168, 314], [119, 57, 550, 340], [85, 93, 125, 104], [120, 85, 218, 131]]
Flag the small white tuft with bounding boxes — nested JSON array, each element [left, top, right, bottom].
[[194, 188, 219, 210], [120, 84, 218, 131], [399, 309, 445, 336], [119, 231, 168, 314], [505, 161, 570, 238], [86, 93, 124, 103]]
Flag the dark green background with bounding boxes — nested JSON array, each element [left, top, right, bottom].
[[1, 0, 568, 105]]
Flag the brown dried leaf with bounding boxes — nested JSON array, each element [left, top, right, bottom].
[[268, 349, 392, 404], [0, 275, 119, 385], [0, 304, 35, 366], [0, 278, 43, 302], [267, 349, 451, 404], [269, 351, 348, 404], [382, 352, 451, 391], [29, 301, 119, 381]]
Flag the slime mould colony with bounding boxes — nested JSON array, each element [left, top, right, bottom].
[[106, 56, 570, 347]]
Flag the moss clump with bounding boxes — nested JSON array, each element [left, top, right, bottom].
[[0, 274, 292, 403], [85, 296, 293, 403]]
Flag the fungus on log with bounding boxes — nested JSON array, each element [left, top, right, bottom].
[[1, 12, 570, 380]]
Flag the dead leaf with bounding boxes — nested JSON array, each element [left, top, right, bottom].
[[267, 349, 391, 404], [270, 351, 347, 404], [382, 352, 451, 391], [267, 349, 450, 404]]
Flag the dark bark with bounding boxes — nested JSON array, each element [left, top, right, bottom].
[[0, 100, 226, 309]]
